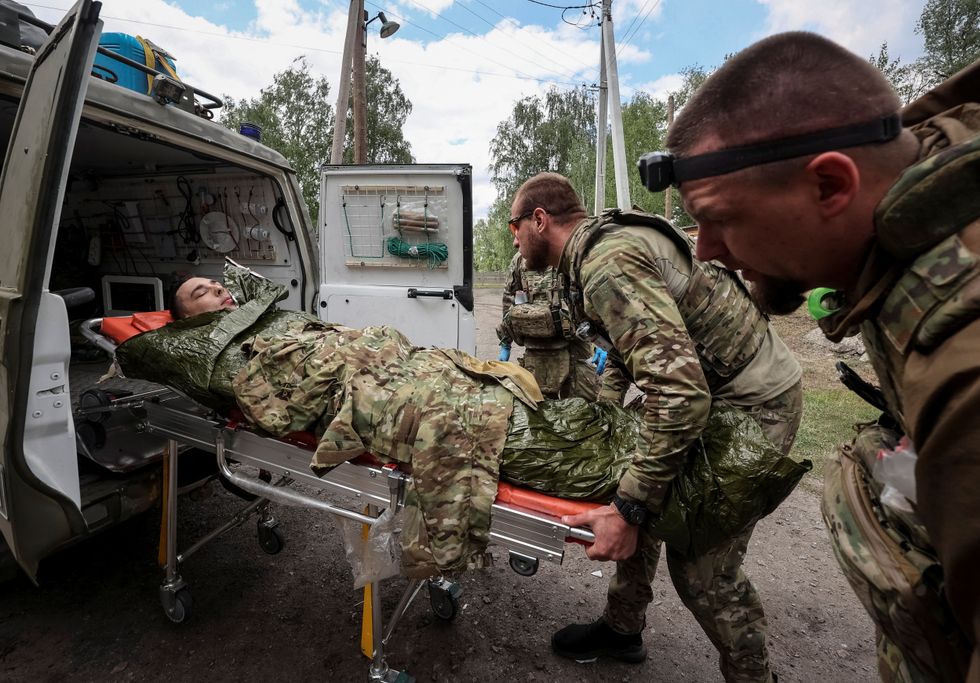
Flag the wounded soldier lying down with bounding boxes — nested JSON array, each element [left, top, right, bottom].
[[116, 263, 809, 577]]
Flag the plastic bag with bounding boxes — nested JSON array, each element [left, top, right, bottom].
[[872, 435, 918, 513], [340, 506, 403, 589]]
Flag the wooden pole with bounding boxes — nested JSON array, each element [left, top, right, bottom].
[[352, 0, 368, 164], [330, 0, 360, 164]]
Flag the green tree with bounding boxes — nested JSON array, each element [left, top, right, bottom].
[[221, 56, 333, 226], [473, 199, 517, 272], [489, 86, 597, 205], [915, 0, 980, 84], [221, 55, 415, 226], [478, 87, 596, 271], [869, 42, 928, 104], [341, 55, 415, 164]]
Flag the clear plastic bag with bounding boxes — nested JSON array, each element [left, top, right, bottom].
[[340, 506, 403, 589], [872, 435, 918, 513]]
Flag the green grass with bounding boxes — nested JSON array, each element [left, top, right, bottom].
[[792, 388, 879, 491]]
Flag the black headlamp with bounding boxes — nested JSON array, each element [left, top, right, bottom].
[[638, 113, 902, 192]]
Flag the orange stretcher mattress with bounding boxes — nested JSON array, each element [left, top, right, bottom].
[[101, 311, 174, 343]]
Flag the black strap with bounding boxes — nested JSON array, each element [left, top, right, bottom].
[[674, 114, 902, 183]]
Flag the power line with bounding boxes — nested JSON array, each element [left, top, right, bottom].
[[527, 0, 599, 9], [23, 1, 586, 88], [393, 0, 580, 85], [471, 0, 598, 74], [453, 0, 583, 81], [617, 0, 663, 57]]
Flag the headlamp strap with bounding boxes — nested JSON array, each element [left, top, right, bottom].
[[673, 113, 902, 183]]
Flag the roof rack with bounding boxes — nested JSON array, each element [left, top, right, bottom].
[[8, 7, 223, 119]]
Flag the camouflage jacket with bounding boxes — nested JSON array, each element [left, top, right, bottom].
[[820, 101, 980, 676], [558, 209, 778, 510], [120, 264, 544, 577]]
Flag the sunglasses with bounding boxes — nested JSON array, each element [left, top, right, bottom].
[[508, 210, 534, 234]]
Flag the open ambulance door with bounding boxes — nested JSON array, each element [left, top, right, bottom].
[[0, 0, 102, 580], [318, 164, 476, 353]]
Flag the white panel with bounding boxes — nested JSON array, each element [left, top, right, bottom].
[[23, 294, 80, 508]]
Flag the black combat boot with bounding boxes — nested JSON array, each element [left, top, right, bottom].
[[551, 618, 647, 663]]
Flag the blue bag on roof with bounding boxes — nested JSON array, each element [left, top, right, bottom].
[[93, 32, 180, 95]]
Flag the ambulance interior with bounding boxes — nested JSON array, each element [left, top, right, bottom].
[[0, 91, 309, 519]]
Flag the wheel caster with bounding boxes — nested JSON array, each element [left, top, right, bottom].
[[160, 585, 192, 623], [508, 552, 539, 577], [427, 578, 461, 621], [257, 520, 284, 555]]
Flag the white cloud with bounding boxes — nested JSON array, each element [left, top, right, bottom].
[[629, 72, 684, 100], [756, 0, 927, 61]]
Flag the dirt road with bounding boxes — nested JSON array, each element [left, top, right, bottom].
[[0, 289, 877, 682]]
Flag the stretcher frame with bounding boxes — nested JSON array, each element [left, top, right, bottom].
[[139, 395, 596, 682]]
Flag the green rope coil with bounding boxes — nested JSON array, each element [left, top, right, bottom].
[[386, 236, 448, 268]]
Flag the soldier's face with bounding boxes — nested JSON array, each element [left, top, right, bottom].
[[510, 198, 550, 271], [680, 173, 829, 315], [175, 277, 238, 318]]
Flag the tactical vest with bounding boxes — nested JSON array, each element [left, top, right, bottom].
[[562, 208, 768, 391], [504, 265, 571, 342], [822, 124, 980, 679], [862, 131, 980, 432]]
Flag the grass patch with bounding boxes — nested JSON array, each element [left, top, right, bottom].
[[792, 388, 879, 491]]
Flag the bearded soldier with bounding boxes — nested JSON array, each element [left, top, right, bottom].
[[656, 31, 980, 681], [496, 252, 598, 400], [508, 172, 803, 682]]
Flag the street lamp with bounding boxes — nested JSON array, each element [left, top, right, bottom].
[[353, 9, 400, 162], [367, 11, 400, 39], [330, 2, 400, 165]]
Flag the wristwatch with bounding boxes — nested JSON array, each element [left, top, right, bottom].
[[612, 494, 649, 526]]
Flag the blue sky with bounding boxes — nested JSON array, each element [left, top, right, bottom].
[[27, 0, 929, 216]]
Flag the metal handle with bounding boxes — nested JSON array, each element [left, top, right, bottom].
[[407, 288, 453, 300]]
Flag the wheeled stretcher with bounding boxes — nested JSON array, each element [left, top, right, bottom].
[[80, 316, 599, 682]]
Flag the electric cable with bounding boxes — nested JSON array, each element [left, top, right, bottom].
[[453, 0, 584, 81], [27, 0, 590, 88]]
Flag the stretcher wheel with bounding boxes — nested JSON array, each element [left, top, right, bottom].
[[257, 522, 284, 555], [427, 578, 461, 621], [163, 587, 193, 623], [508, 553, 539, 577]]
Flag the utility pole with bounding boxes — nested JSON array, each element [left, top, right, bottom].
[[330, 0, 361, 164], [594, 29, 608, 213], [352, 0, 368, 164], [598, 0, 630, 209], [664, 94, 675, 219]]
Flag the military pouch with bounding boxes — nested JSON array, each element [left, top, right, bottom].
[[822, 437, 970, 681], [505, 302, 561, 339], [520, 345, 571, 397]]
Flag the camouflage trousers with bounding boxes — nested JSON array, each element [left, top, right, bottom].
[[604, 380, 803, 683]]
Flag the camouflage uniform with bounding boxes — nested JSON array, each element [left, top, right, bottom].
[[497, 252, 598, 400], [560, 209, 803, 683], [119, 263, 546, 578], [818, 94, 980, 680]]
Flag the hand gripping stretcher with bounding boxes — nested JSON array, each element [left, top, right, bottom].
[[81, 315, 599, 683]]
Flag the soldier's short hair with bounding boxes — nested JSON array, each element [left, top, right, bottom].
[[666, 32, 909, 172], [168, 273, 194, 319], [514, 173, 587, 222]]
